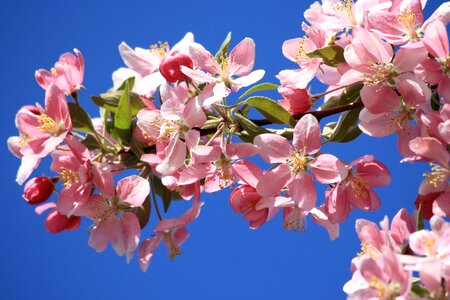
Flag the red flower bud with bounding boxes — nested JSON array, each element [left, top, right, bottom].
[[23, 177, 54, 205], [414, 192, 441, 220], [159, 51, 193, 83], [45, 209, 81, 234], [278, 86, 311, 115]]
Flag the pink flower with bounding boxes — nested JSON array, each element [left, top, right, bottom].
[[343, 246, 412, 299], [113, 33, 194, 98], [181, 38, 265, 103], [254, 114, 347, 229], [45, 209, 81, 234], [35, 49, 84, 95], [50, 135, 96, 216], [81, 175, 150, 262], [277, 86, 312, 115], [407, 216, 450, 294], [23, 177, 54, 205], [138, 201, 204, 272], [323, 155, 390, 224], [15, 84, 72, 159]]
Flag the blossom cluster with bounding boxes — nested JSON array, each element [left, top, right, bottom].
[[7, 0, 450, 298]]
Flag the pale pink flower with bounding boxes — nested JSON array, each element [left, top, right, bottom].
[[138, 201, 203, 272], [113, 33, 194, 98], [254, 114, 347, 227], [15, 84, 72, 159], [277, 86, 312, 115], [81, 175, 150, 262], [7, 135, 40, 185], [406, 216, 450, 294], [343, 246, 412, 299], [323, 155, 390, 224], [367, 0, 450, 45], [35, 49, 84, 95], [181, 38, 265, 103]]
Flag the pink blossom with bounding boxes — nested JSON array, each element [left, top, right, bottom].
[[138, 201, 203, 272], [15, 84, 72, 159], [81, 175, 150, 262], [277, 86, 312, 114], [113, 33, 194, 98], [181, 38, 265, 103], [323, 155, 390, 224], [35, 49, 84, 95]]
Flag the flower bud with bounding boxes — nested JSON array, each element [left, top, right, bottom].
[[278, 86, 311, 115], [45, 209, 81, 234], [159, 51, 193, 83], [23, 177, 54, 205], [415, 192, 441, 220]]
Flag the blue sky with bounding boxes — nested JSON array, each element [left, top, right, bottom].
[[0, 0, 444, 299]]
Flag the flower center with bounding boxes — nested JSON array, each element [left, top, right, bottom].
[[397, 9, 418, 38], [368, 277, 400, 299], [423, 163, 449, 188], [59, 167, 78, 188], [163, 231, 182, 260], [18, 134, 30, 148], [294, 39, 308, 65], [364, 62, 393, 85], [215, 160, 234, 189], [288, 151, 308, 174], [335, 0, 356, 25], [349, 175, 370, 199], [37, 113, 59, 134], [150, 41, 169, 58], [358, 241, 382, 259], [283, 207, 306, 232]]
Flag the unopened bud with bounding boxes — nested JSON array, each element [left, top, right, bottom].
[[23, 177, 54, 205], [159, 51, 193, 83], [278, 86, 311, 115], [45, 209, 81, 234]]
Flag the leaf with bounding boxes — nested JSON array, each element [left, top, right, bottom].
[[410, 281, 431, 298], [81, 134, 102, 151], [90, 91, 145, 116], [135, 196, 151, 229], [306, 45, 345, 67], [68, 103, 96, 133], [237, 82, 279, 101], [246, 96, 295, 126], [117, 76, 135, 91], [151, 174, 182, 213], [327, 108, 362, 143], [215, 32, 232, 63], [319, 83, 363, 111], [417, 203, 424, 231], [234, 113, 270, 142], [114, 82, 132, 144]]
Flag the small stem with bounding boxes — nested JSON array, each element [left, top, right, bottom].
[[148, 171, 162, 221], [205, 124, 224, 146]]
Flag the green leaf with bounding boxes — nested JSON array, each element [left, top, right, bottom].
[[234, 113, 270, 142], [417, 203, 424, 231], [237, 82, 279, 101], [410, 281, 431, 298], [319, 83, 363, 111], [81, 134, 102, 151], [215, 32, 232, 62], [151, 174, 182, 213], [90, 91, 145, 116], [114, 82, 132, 144], [327, 107, 362, 143], [117, 76, 135, 91], [246, 96, 296, 126], [306, 45, 345, 67], [135, 196, 151, 229], [68, 103, 96, 133]]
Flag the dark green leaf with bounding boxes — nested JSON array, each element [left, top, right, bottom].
[[319, 83, 363, 111], [215, 32, 232, 63], [135, 196, 151, 229], [90, 91, 145, 116], [234, 113, 270, 142], [81, 134, 102, 151], [68, 103, 96, 133], [151, 174, 182, 213], [307, 45, 345, 67], [327, 107, 362, 143], [114, 83, 132, 143], [246, 96, 295, 126], [237, 82, 279, 101], [410, 282, 431, 298], [417, 203, 424, 231], [431, 92, 441, 111]]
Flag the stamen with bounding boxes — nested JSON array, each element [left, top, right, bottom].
[[284, 207, 307, 232], [59, 167, 78, 188], [363, 62, 392, 85], [288, 150, 308, 174], [37, 114, 58, 134], [423, 163, 448, 188], [150, 41, 170, 58], [163, 232, 182, 260]]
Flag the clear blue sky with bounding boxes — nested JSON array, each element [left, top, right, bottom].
[[0, 0, 444, 299]]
